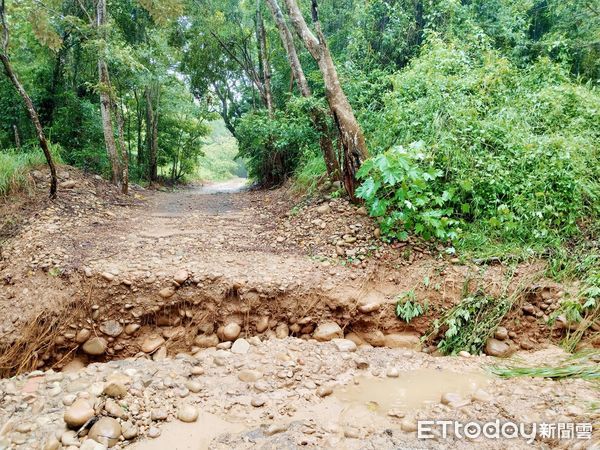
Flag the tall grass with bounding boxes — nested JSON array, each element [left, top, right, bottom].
[[0, 147, 61, 196]]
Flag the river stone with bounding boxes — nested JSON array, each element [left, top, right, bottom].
[[357, 330, 385, 347], [82, 337, 107, 355], [256, 316, 269, 333], [100, 320, 123, 337], [494, 327, 509, 340], [121, 422, 139, 440], [158, 287, 175, 299], [173, 269, 189, 284], [103, 381, 127, 398], [75, 329, 91, 344], [222, 323, 241, 341], [238, 369, 263, 382], [194, 334, 219, 348], [88, 417, 121, 447], [104, 398, 125, 418], [332, 338, 357, 352], [231, 338, 250, 354], [124, 324, 140, 335], [141, 334, 165, 353], [275, 323, 289, 339], [313, 322, 343, 341], [316, 204, 331, 215], [80, 439, 107, 450], [383, 333, 422, 350], [485, 338, 511, 357], [64, 398, 94, 428], [42, 437, 61, 450], [177, 404, 199, 423]]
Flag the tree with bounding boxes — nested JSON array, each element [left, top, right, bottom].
[[0, 0, 58, 198], [264, 0, 340, 179], [283, 0, 368, 199]]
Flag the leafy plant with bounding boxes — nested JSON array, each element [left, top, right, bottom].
[[395, 290, 427, 323], [491, 351, 600, 381], [356, 143, 460, 241], [426, 294, 512, 355]]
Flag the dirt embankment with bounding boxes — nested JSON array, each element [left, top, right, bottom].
[[0, 167, 585, 377]]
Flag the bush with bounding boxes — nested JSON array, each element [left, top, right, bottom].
[[359, 39, 600, 252], [236, 97, 321, 185]]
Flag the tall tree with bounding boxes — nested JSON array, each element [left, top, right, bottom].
[[265, 0, 340, 179], [96, 0, 124, 188], [284, 0, 368, 198], [0, 0, 58, 198]]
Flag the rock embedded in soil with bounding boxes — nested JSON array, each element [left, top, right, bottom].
[[275, 323, 289, 339], [485, 338, 512, 357], [222, 323, 241, 341], [383, 333, 422, 350], [64, 398, 94, 428], [121, 422, 138, 440], [494, 327, 509, 340], [76, 328, 92, 344], [313, 322, 343, 341], [88, 417, 121, 447], [441, 392, 471, 408], [124, 324, 140, 335], [141, 334, 165, 353], [173, 269, 189, 284], [256, 316, 269, 333], [158, 287, 175, 299], [177, 404, 199, 423], [194, 334, 219, 348], [100, 320, 123, 337], [83, 337, 108, 355], [316, 385, 333, 397]]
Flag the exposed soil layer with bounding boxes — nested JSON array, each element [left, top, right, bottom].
[[0, 167, 593, 377]]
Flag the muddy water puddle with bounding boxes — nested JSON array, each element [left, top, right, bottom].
[[130, 412, 247, 450], [335, 368, 491, 414]]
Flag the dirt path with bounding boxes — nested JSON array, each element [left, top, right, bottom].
[[0, 168, 598, 449]]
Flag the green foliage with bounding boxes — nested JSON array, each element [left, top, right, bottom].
[[491, 351, 600, 380], [395, 290, 427, 323], [358, 39, 599, 253], [356, 143, 459, 241], [427, 294, 512, 355], [196, 121, 246, 181], [0, 146, 62, 196], [293, 152, 327, 195], [237, 97, 320, 185]]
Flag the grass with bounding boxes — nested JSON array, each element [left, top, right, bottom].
[[491, 351, 600, 381], [293, 153, 327, 195], [0, 147, 61, 196]]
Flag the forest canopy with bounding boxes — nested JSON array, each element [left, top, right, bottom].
[[0, 0, 598, 259]]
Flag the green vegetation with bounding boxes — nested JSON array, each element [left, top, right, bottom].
[[427, 294, 513, 355], [0, 147, 61, 196], [395, 290, 427, 323], [196, 121, 246, 182], [491, 352, 600, 381]]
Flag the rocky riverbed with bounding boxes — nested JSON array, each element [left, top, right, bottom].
[[0, 337, 597, 449]]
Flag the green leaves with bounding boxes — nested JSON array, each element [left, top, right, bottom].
[[357, 144, 459, 241]]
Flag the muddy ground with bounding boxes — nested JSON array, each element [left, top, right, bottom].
[[0, 167, 598, 449]]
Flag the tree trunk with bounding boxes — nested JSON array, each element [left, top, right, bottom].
[[96, 0, 122, 186], [113, 96, 129, 194], [265, 0, 340, 179], [256, 1, 274, 116], [1, 1, 58, 198], [284, 0, 368, 199], [145, 86, 159, 183], [13, 124, 20, 148]]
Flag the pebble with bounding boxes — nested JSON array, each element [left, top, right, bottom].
[[251, 397, 266, 407], [332, 338, 357, 352], [485, 338, 511, 357], [141, 334, 165, 353], [147, 426, 161, 438], [265, 423, 289, 436], [173, 269, 189, 284], [151, 409, 168, 421], [121, 421, 139, 440], [88, 417, 121, 447], [64, 398, 94, 428], [275, 323, 289, 339], [441, 392, 471, 408], [231, 338, 250, 354], [80, 440, 107, 450], [194, 334, 219, 348], [386, 367, 400, 378], [313, 322, 343, 341], [185, 380, 202, 393], [316, 386, 333, 397], [238, 370, 263, 382], [82, 337, 108, 355], [494, 327, 509, 340], [103, 381, 127, 398], [177, 404, 199, 422], [99, 320, 123, 337], [222, 323, 241, 341]]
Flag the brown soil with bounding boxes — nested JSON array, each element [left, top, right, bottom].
[[0, 167, 589, 376]]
